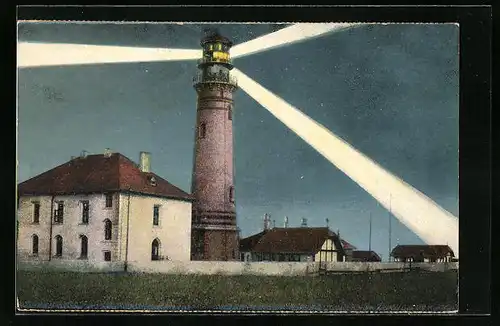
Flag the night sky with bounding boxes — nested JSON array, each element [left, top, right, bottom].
[[17, 23, 459, 260]]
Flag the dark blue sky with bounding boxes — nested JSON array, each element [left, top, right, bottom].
[[17, 23, 459, 260]]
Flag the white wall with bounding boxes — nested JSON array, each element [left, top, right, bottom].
[[127, 261, 459, 275], [17, 260, 458, 275], [121, 194, 192, 264], [17, 260, 125, 272], [17, 193, 192, 264], [314, 238, 338, 262], [17, 194, 119, 262]]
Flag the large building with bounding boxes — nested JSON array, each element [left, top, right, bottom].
[[239, 227, 346, 262], [190, 31, 240, 261], [17, 151, 193, 267]]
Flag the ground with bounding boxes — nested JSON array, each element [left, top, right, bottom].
[[17, 270, 458, 312]]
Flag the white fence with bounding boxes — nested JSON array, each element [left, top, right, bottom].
[[17, 260, 458, 275]]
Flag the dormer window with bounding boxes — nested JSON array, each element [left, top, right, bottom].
[[149, 176, 157, 187]]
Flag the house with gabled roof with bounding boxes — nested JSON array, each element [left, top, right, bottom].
[[17, 150, 193, 268], [239, 227, 347, 262], [351, 250, 382, 262], [390, 245, 455, 263]]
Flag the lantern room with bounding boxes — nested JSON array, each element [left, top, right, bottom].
[[199, 32, 233, 68]]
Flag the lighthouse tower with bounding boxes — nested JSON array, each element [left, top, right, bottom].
[[191, 31, 239, 261]]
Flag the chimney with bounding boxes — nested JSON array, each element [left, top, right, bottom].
[[284, 216, 289, 228], [272, 219, 276, 228], [104, 148, 112, 158], [263, 213, 271, 231], [139, 152, 151, 172], [301, 218, 307, 227]]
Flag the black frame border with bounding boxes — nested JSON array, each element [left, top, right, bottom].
[[5, 4, 492, 324]]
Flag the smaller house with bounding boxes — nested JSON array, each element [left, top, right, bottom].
[[351, 250, 382, 262], [340, 239, 357, 262], [391, 245, 455, 263], [239, 227, 346, 262]]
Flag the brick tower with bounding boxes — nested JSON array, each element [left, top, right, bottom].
[[191, 31, 239, 261]]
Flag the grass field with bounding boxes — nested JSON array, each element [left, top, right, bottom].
[[17, 270, 458, 311]]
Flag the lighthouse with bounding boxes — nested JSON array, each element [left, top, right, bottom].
[[191, 30, 240, 261]]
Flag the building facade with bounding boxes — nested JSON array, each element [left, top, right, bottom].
[[191, 31, 240, 261], [17, 152, 193, 267]]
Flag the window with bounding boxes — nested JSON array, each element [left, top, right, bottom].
[[193, 231, 204, 257], [81, 201, 89, 224], [54, 235, 63, 257], [104, 251, 111, 261], [80, 235, 88, 259], [33, 202, 40, 224], [104, 219, 112, 240], [54, 202, 64, 223], [229, 186, 235, 203], [228, 107, 232, 120], [151, 238, 160, 261], [153, 205, 160, 226], [32, 234, 39, 256], [105, 194, 113, 208], [198, 123, 206, 139]]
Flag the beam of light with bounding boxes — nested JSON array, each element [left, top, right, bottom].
[[230, 23, 366, 59], [17, 42, 201, 68], [232, 68, 459, 257]]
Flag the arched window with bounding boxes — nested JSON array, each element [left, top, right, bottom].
[[80, 235, 88, 259], [55, 235, 63, 257], [229, 186, 235, 203], [198, 123, 206, 139], [32, 234, 39, 256], [151, 238, 160, 261], [104, 219, 112, 240]]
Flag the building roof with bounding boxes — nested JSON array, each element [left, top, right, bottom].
[[351, 250, 382, 262], [390, 245, 455, 259], [240, 227, 345, 255], [201, 33, 233, 47], [17, 153, 193, 201], [341, 239, 357, 250], [239, 230, 267, 252]]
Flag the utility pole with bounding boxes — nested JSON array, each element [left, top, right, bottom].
[[369, 212, 372, 252], [388, 194, 392, 262]]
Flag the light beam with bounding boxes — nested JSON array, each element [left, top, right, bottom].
[[231, 23, 366, 59], [17, 42, 201, 68], [232, 68, 459, 256]]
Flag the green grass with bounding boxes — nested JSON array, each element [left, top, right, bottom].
[[17, 270, 458, 311]]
